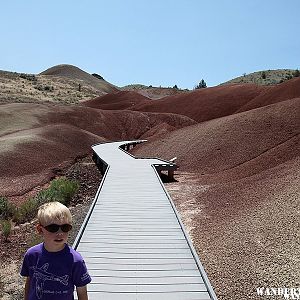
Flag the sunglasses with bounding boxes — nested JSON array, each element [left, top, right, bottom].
[[42, 224, 73, 233]]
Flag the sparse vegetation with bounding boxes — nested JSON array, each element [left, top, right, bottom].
[[0, 197, 16, 220], [91, 73, 104, 80], [1, 178, 79, 225], [19, 73, 37, 82], [40, 177, 79, 206], [0, 70, 101, 105], [55, 177, 80, 205], [14, 198, 39, 224], [222, 69, 298, 86], [293, 69, 300, 77], [194, 79, 207, 89], [34, 84, 54, 92], [1, 220, 12, 241]]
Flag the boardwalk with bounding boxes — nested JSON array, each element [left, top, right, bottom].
[[73, 140, 217, 300]]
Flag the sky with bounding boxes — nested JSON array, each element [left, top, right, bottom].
[[0, 0, 299, 89]]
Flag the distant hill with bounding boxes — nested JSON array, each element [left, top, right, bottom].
[[0, 65, 119, 105], [0, 70, 103, 105], [40, 64, 119, 94], [82, 91, 150, 110], [131, 84, 266, 123], [222, 69, 298, 86], [122, 84, 187, 99]]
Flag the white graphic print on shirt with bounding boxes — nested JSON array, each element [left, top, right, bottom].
[[32, 263, 69, 299]]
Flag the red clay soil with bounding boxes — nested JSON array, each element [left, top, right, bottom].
[[131, 84, 267, 122], [132, 97, 300, 180], [133, 97, 300, 299], [82, 79, 300, 125], [82, 91, 151, 110], [238, 77, 300, 112], [0, 103, 195, 197]]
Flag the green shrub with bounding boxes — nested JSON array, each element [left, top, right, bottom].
[[48, 178, 79, 206], [293, 69, 300, 77], [12, 177, 79, 224], [14, 198, 39, 224], [35, 189, 54, 206], [194, 79, 207, 89], [1, 220, 12, 241], [34, 177, 79, 206], [0, 197, 16, 220], [19, 73, 37, 82]]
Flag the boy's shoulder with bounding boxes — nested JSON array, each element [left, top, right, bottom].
[[25, 242, 43, 255], [65, 244, 85, 262], [24, 243, 84, 263]]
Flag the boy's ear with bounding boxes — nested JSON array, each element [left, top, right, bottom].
[[37, 224, 43, 234]]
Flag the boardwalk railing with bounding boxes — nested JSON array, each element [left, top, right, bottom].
[[73, 140, 218, 300]]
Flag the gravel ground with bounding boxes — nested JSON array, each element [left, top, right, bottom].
[[165, 166, 300, 300]]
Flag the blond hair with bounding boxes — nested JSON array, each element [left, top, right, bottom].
[[37, 202, 72, 226]]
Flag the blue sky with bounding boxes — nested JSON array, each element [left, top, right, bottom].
[[0, 0, 299, 89]]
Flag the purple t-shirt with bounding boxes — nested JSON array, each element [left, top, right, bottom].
[[20, 243, 91, 300]]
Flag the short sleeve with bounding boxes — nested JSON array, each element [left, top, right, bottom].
[[20, 253, 29, 277], [72, 259, 91, 287]]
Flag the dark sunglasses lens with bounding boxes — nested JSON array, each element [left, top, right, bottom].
[[44, 224, 72, 233], [61, 224, 72, 232], [45, 224, 60, 233]]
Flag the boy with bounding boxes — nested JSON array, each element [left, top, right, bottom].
[[20, 202, 91, 300]]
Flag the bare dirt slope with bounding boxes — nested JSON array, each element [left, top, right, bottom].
[[125, 84, 266, 122], [132, 97, 300, 299], [86, 84, 267, 122], [122, 79, 300, 124], [238, 77, 300, 112], [0, 103, 195, 197], [132, 97, 300, 178], [82, 91, 150, 110]]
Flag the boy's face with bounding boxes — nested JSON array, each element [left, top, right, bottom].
[[37, 218, 72, 252]]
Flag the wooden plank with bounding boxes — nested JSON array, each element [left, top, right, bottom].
[[84, 292, 211, 300], [87, 283, 207, 292], [90, 276, 204, 284], [86, 263, 198, 271], [89, 269, 202, 278]]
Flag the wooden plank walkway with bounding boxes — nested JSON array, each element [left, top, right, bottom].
[[73, 140, 217, 300]]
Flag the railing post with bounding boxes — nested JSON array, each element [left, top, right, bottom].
[[168, 169, 174, 180]]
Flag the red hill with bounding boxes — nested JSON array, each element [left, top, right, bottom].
[[131, 84, 266, 122], [82, 91, 150, 110], [132, 97, 300, 179], [238, 77, 300, 112], [0, 103, 195, 196]]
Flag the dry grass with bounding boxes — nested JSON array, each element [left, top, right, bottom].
[[0, 71, 103, 105], [222, 69, 297, 86]]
